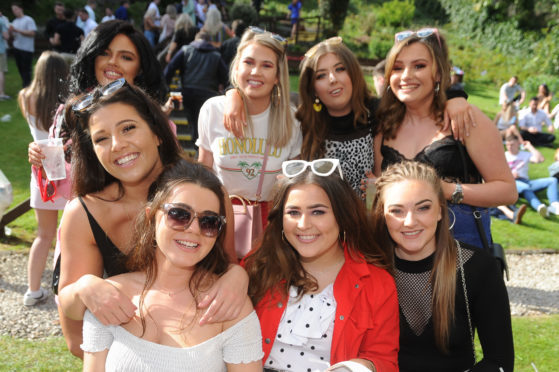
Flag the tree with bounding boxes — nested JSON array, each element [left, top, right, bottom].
[[320, 0, 350, 34]]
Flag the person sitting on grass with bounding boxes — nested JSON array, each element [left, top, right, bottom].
[[518, 97, 555, 147], [505, 133, 559, 217]]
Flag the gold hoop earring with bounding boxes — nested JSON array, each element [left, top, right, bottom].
[[313, 97, 322, 112]]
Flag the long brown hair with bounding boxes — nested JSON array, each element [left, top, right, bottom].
[[371, 161, 457, 353], [64, 84, 182, 197], [18, 51, 69, 131], [245, 169, 391, 305], [229, 27, 294, 148], [377, 30, 451, 139], [126, 159, 229, 334], [296, 39, 371, 160]]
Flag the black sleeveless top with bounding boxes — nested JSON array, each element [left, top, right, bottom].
[[381, 135, 482, 184], [78, 197, 127, 277]]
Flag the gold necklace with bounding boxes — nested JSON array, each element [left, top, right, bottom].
[[153, 284, 189, 297]]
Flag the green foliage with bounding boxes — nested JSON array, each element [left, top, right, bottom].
[[319, 0, 350, 34], [523, 74, 559, 102], [413, 0, 449, 23], [230, 1, 258, 26], [376, 0, 415, 28]]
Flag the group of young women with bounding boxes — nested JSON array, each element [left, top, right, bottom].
[[24, 18, 515, 372]]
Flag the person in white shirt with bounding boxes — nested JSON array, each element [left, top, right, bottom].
[[499, 76, 525, 109], [77, 8, 97, 36], [518, 97, 555, 147], [505, 133, 559, 217], [101, 7, 115, 23], [9, 3, 36, 87], [77, 0, 97, 29]]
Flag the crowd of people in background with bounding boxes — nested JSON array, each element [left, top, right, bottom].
[[12, 0, 559, 371]]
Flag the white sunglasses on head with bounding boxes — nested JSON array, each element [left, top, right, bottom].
[[282, 159, 344, 179]]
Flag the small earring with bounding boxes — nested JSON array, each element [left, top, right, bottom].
[[313, 97, 322, 112], [386, 85, 391, 93], [339, 230, 346, 244], [434, 82, 440, 95]]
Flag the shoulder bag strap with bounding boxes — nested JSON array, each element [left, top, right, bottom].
[[456, 240, 477, 365], [255, 143, 271, 202], [453, 139, 491, 251]]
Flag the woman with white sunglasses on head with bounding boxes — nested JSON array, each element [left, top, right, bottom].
[[244, 159, 399, 372]]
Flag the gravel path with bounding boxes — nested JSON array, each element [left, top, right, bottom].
[[1, 250, 558, 340]]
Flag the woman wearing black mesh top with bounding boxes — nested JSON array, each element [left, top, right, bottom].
[[372, 161, 514, 372]]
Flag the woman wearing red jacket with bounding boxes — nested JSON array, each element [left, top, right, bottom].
[[245, 159, 399, 372]]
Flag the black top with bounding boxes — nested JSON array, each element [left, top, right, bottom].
[[381, 135, 482, 184], [54, 21, 84, 54], [395, 244, 514, 372], [323, 98, 379, 196], [78, 197, 127, 277], [45, 16, 65, 39]]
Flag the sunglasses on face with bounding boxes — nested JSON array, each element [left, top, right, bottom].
[[72, 78, 127, 112], [282, 159, 344, 179], [304, 36, 343, 59], [248, 26, 288, 51], [161, 203, 226, 237], [394, 28, 441, 48]]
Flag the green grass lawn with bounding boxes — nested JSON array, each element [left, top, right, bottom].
[[1, 56, 559, 370]]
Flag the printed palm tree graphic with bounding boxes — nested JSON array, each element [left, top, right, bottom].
[[238, 161, 262, 180]]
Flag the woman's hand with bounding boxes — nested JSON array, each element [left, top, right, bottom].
[[28, 141, 44, 167], [197, 264, 249, 325], [76, 275, 137, 325], [162, 96, 174, 115], [223, 88, 247, 138], [443, 98, 476, 142]]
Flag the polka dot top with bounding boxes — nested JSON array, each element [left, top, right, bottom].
[[265, 284, 337, 372]]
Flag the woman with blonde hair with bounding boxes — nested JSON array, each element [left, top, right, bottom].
[[163, 13, 197, 64], [158, 4, 178, 44], [201, 7, 233, 48], [197, 27, 302, 240], [225, 36, 472, 197], [17, 50, 69, 306], [375, 28, 517, 248], [371, 160, 513, 372]]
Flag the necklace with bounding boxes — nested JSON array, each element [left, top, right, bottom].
[[153, 284, 189, 297]]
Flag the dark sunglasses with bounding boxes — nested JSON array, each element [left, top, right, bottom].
[[161, 203, 226, 237], [72, 78, 127, 112]]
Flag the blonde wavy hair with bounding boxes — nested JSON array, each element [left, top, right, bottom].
[[372, 160, 457, 353], [229, 28, 294, 148]]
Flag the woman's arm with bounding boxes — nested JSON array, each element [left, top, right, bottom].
[[58, 199, 136, 323], [198, 264, 249, 325], [442, 105, 517, 207], [443, 97, 476, 142], [223, 88, 247, 138], [83, 350, 108, 372], [224, 297, 263, 372]]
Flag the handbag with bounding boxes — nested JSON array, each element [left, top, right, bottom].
[[454, 139, 509, 280], [230, 144, 270, 260]]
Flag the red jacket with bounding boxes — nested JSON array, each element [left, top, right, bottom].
[[255, 247, 400, 372]]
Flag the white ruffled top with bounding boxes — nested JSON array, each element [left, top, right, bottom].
[[265, 284, 337, 372]]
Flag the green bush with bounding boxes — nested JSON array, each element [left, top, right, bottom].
[[230, 2, 258, 26], [376, 0, 415, 28]]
